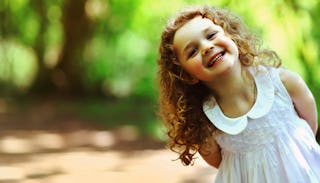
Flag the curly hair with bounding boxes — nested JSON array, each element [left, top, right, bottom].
[[157, 5, 281, 166]]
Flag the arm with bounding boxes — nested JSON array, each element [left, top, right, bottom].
[[199, 137, 222, 169], [280, 69, 318, 135]]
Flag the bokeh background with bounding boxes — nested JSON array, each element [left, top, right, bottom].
[[0, 0, 319, 182]]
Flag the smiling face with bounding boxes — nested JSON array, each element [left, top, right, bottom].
[[173, 16, 239, 83]]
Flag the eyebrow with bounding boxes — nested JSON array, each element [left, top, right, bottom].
[[202, 27, 212, 34]]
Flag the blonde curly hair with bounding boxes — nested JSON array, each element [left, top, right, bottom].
[[157, 5, 281, 166]]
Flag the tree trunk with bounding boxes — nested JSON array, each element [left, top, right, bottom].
[[55, 0, 93, 96]]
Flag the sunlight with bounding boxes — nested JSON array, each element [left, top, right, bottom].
[[103, 78, 133, 97], [0, 40, 38, 92], [85, 0, 108, 20], [44, 46, 61, 68]]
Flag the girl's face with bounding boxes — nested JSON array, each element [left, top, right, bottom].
[[173, 16, 239, 83]]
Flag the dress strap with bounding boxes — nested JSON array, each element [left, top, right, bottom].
[[268, 67, 293, 104]]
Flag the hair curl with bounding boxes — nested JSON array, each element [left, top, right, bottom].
[[157, 5, 281, 166]]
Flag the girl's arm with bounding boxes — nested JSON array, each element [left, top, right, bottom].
[[199, 138, 222, 169], [280, 69, 318, 135]]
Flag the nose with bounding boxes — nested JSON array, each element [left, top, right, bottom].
[[201, 43, 214, 56]]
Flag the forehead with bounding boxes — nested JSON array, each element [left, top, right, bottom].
[[178, 16, 216, 34], [173, 16, 220, 50]]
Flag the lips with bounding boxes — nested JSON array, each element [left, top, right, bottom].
[[207, 51, 226, 67]]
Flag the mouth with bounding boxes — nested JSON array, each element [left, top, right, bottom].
[[207, 51, 226, 67]]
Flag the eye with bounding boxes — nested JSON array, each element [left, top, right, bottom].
[[188, 48, 198, 58], [207, 32, 217, 40]]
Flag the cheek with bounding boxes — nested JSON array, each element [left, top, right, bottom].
[[223, 37, 239, 55], [181, 57, 203, 76]]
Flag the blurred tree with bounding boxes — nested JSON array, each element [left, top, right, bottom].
[[27, 0, 94, 96], [0, 0, 319, 140], [0, 0, 319, 114], [27, 0, 52, 95], [55, 0, 93, 96]]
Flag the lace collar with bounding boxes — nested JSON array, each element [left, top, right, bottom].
[[202, 67, 274, 135]]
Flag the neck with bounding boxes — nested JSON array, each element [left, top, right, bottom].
[[204, 66, 254, 105]]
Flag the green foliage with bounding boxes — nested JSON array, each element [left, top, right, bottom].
[[0, 40, 37, 92]]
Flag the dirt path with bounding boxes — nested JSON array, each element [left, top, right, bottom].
[[0, 130, 217, 183], [0, 149, 217, 183], [0, 99, 218, 182]]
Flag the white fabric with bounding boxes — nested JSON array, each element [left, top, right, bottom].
[[202, 66, 320, 183], [203, 67, 274, 135]]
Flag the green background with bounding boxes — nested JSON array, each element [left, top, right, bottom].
[[1, 0, 319, 141]]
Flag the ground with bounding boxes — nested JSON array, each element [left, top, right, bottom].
[[0, 97, 218, 183]]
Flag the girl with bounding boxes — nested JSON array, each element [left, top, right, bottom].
[[157, 5, 320, 183]]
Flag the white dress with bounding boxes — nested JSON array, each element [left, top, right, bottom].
[[203, 66, 320, 183]]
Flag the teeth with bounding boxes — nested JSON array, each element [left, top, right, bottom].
[[208, 53, 223, 67]]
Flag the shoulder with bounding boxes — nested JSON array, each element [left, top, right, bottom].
[[278, 68, 318, 134], [278, 68, 315, 112], [278, 68, 305, 96]]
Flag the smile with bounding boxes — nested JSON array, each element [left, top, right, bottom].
[[207, 51, 226, 67]]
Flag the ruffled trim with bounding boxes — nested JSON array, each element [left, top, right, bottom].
[[203, 66, 275, 135]]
